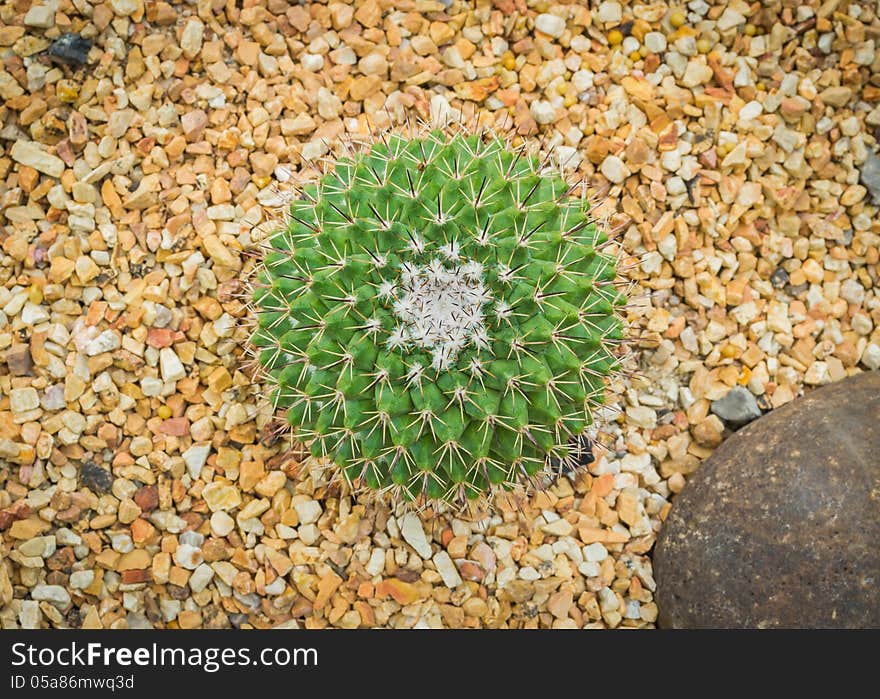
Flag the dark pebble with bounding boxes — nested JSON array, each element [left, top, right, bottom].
[[228, 613, 249, 629], [770, 268, 789, 288], [48, 34, 93, 67], [4, 344, 33, 376], [167, 584, 190, 600], [80, 460, 114, 493]]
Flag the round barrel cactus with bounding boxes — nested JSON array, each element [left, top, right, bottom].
[[252, 130, 625, 506]]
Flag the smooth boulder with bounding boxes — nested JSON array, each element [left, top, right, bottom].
[[654, 372, 880, 628]]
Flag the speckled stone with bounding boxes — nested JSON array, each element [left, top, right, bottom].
[[655, 372, 880, 629]]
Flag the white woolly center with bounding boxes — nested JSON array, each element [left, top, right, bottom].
[[388, 257, 491, 371]]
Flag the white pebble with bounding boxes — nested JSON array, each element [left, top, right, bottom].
[[600, 155, 629, 184], [596, 2, 622, 24], [739, 100, 763, 122], [182, 443, 211, 480], [301, 53, 324, 71], [211, 511, 235, 537], [861, 343, 880, 370], [584, 542, 609, 562], [400, 512, 432, 558], [530, 99, 557, 125], [70, 570, 95, 589], [31, 585, 71, 607], [644, 32, 667, 53], [535, 13, 566, 38], [295, 499, 322, 525]]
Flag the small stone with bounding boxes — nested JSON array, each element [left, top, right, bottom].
[[301, 139, 329, 161], [254, 471, 286, 498], [118, 549, 152, 570], [722, 142, 748, 168], [739, 100, 763, 122], [529, 99, 557, 125], [861, 344, 880, 371], [18, 601, 41, 629], [9, 518, 50, 539], [626, 405, 656, 428], [181, 109, 208, 140], [159, 347, 186, 382], [32, 584, 71, 607], [174, 543, 203, 570], [210, 511, 235, 537], [10, 387, 39, 413], [710, 387, 762, 427], [85, 330, 120, 356], [80, 461, 114, 493], [358, 53, 387, 76], [75, 255, 100, 282], [818, 86, 852, 108], [316, 89, 340, 119], [547, 590, 573, 619], [471, 542, 496, 572], [596, 2, 622, 24], [189, 563, 214, 592], [69, 570, 95, 589], [780, 97, 810, 121], [804, 361, 831, 386], [110, 0, 138, 17], [644, 32, 667, 53], [375, 578, 427, 606], [202, 482, 242, 512], [433, 551, 463, 588], [716, 7, 745, 30], [123, 175, 160, 210], [133, 486, 158, 512], [5, 345, 33, 375], [766, 301, 792, 334], [21, 303, 50, 325], [294, 499, 322, 525], [349, 75, 382, 101], [541, 518, 573, 537], [400, 512, 432, 558], [693, 416, 724, 447], [11, 141, 65, 178], [365, 549, 385, 576], [503, 580, 534, 603], [681, 60, 714, 88], [111, 532, 133, 553], [600, 155, 629, 184], [180, 19, 204, 59], [182, 443, 211, 479], [24, 4, 55, 28], [202, 235, 240, 268], [534, 13, 566, 38], [48, 33, 92, 67], [583, 542, 608, 562], [301, 53, 324, 71], [859, 152, 880, 205], [18, 536, 55, 558]]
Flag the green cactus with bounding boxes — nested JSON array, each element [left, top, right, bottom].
[[251, 129, 625, 506]]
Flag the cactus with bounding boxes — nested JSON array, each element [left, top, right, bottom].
[[251, 129, 625, 506]]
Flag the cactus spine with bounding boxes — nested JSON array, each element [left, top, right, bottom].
[[252, 129, 625, 506]]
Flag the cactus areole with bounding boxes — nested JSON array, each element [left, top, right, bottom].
[[252, 130, 625, 506]]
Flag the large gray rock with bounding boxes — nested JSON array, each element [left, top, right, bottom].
[[654, 372, 880, 628]]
